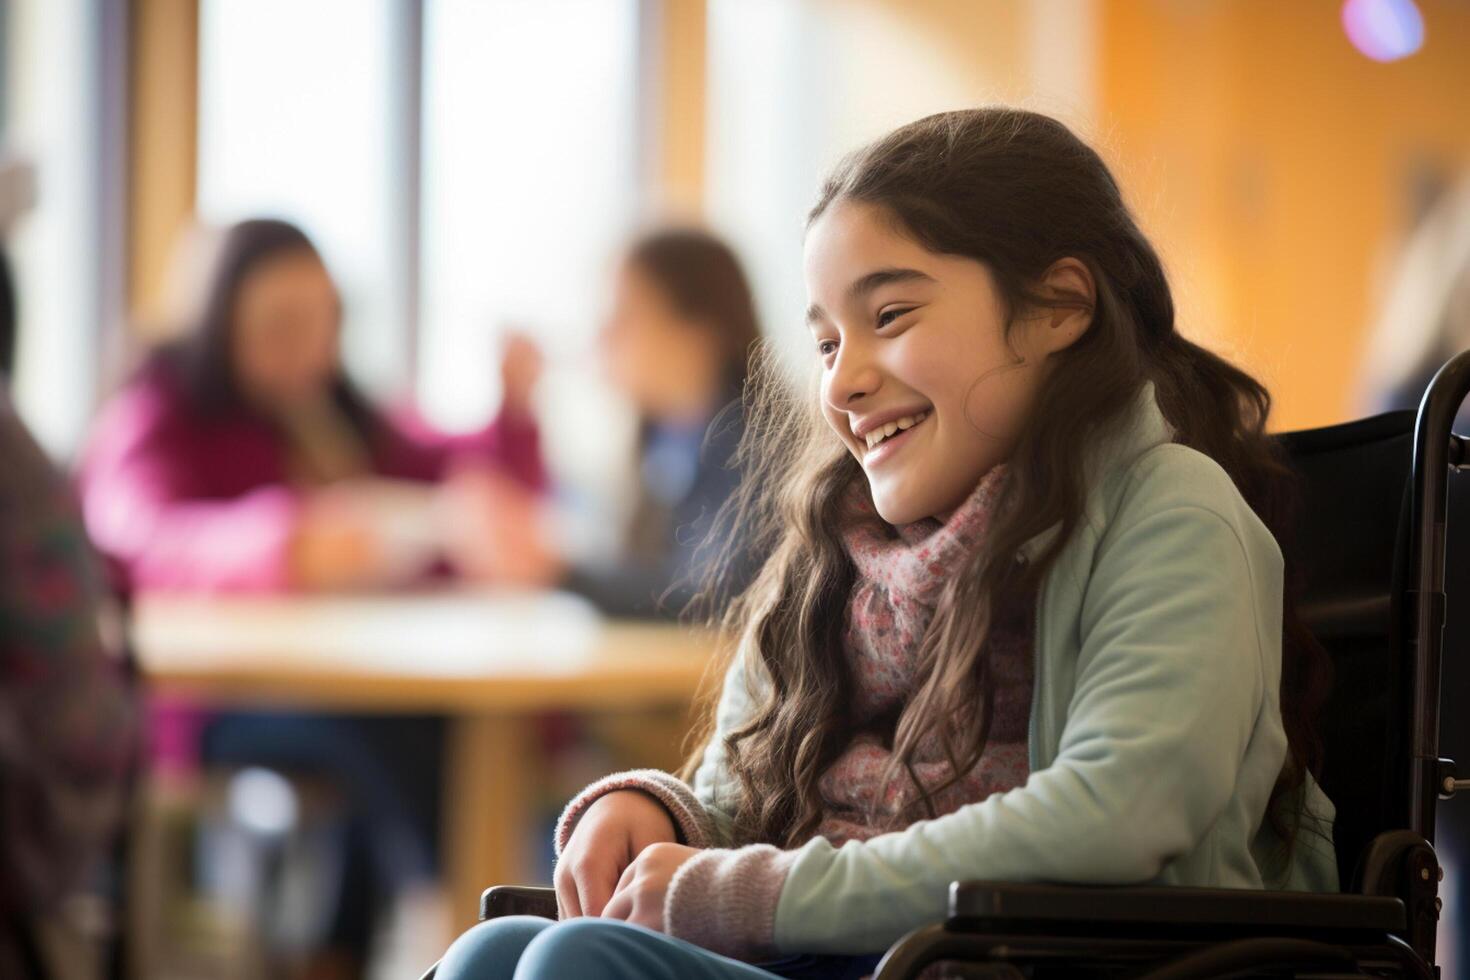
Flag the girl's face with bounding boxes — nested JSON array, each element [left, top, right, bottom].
[[804, 199, 1087, 525], [230, 250, 342, 409]]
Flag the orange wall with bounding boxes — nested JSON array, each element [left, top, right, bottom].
[[1099, 0, 1470, 429]]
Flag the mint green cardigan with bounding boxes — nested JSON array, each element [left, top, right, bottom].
[[556, 383, 1341, 956], [663, 383, 1341, 955]]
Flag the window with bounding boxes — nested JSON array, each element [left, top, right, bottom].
[[3, 0, 122, 457], [196, 0, 404, 396], [417, 0, 640, 431], [704, 0, 821, 373], [197, 0, 642, 439]]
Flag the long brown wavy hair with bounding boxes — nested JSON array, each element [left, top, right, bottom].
[[686, 108, 1331, 862]]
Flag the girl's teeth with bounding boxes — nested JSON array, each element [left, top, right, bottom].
[[864, 412, 928, 451]]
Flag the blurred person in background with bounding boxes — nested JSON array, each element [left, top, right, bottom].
[[1358, 173, 1470, 969], [76, 217, 546, 979], [1359, 174, 1470, 425], [79, 217, 546, 594], [0, 237, 139, 980], [450, 227, 762, 618]]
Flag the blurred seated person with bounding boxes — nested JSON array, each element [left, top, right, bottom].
[[0, 242, 138, 979], [1359, 173, 1470, 426], [449, 228, 761, 618], [78, 217, 546, 594], [76, 218, 545, 978]]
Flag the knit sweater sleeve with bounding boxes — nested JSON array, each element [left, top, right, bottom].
[[664, 845, 800, 960], [555, 769, 716, 851], [554, 654, 763, 854]]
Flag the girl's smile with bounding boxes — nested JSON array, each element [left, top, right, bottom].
[[853, 408, 930, 466]]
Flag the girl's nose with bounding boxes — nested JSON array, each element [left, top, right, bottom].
[[825, 344, 883, 410]]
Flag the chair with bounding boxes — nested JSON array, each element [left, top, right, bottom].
[[419, 350, 1470, 979]]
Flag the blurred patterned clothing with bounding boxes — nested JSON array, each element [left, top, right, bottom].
[[0, 387, 138, 977]]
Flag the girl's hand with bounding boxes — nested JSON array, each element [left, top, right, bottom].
[[601, 842, 701, 931], [555, 790, 678, 919]]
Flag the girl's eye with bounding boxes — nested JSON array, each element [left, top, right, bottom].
[[877, 307, 914, 329], [817, 339, 839, 357]]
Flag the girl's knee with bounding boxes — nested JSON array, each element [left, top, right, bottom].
[[517, 918, 660, 979], [435, 915, 555, 980]]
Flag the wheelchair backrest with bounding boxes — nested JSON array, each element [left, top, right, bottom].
[[1276, 411, 1417, 889]]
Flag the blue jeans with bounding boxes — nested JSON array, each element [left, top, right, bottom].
[[435, 916, 883, 980]]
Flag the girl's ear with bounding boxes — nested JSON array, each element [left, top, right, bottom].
[[1036, 258, 1096, 355]]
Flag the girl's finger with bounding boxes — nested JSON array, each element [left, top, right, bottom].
[[630, 901, 662, 932], [602, 886, 633, 921], [599, 857, 641, 921], [610, 856, 639, 896], [578, 860, 619, 918], [555, 867, 582, 919]]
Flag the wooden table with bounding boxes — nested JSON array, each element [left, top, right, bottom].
[[131, 588, 723, 928]]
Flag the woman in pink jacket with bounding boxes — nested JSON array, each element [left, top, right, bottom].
[[79, 218, 545, 595], [77, 217, 547, 976]]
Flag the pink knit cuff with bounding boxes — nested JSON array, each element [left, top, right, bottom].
[[554, 769, 714, 855], [664, 845, 800, 962]]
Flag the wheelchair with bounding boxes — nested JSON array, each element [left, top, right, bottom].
[[421, 350, 1470, 979]]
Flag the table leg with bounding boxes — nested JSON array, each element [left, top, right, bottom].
[[443, 713, 535, 931]]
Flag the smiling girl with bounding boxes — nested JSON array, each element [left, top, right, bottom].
[[433, 107, 1339, 980]]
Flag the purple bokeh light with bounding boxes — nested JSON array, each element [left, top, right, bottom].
[[1342, 0, 1425, 62]]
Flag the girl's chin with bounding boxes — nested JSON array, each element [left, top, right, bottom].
[[868, 484, 934, 526], [869, 471, 978, 526]]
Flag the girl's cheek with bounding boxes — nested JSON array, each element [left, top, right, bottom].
[[960, 362, 1034, 445], [818, 377, 845, 436], [820, 407, 853, 453]]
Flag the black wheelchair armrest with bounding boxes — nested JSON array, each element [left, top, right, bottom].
[[480, 885, 558, 922], [472, 880, 1407, 937], [871, 882, 1415, 980], [949, 880, 1405, 937]]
